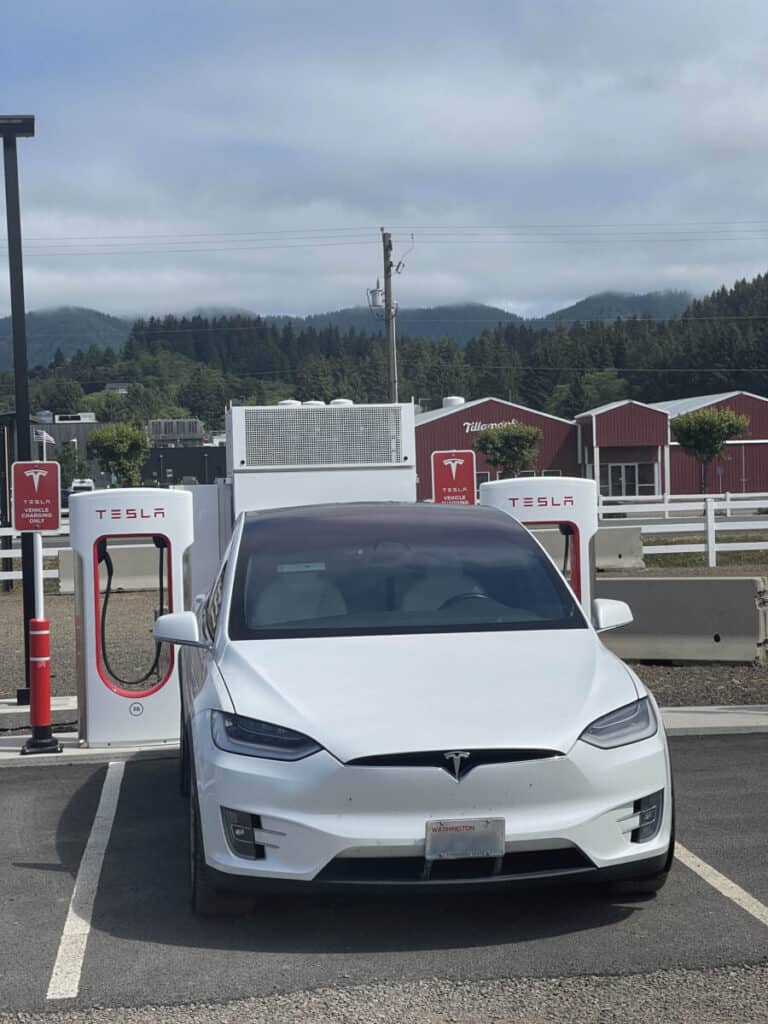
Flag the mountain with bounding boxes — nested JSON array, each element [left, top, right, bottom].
[[0, 292, 693, 372], [265, 303, 523, 345], [539, 290, 692, 325], [0, 306, 131, 371]]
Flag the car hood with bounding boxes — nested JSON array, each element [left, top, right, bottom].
[[216, 630, 638, 761]]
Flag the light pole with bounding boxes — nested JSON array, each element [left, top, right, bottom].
[[1, 114, 36, 705]]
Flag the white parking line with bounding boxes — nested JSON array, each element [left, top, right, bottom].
[[676, 842, 768, 928], [47, 761, 125, 1001]]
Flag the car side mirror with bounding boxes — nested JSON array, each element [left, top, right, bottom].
[[153, 611, 211, 649], [592, 598, 633, 632]]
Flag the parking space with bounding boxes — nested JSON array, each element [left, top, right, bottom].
[[0, 736, 765, 1014]]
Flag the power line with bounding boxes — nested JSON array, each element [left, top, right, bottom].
[[8, 217, 768, 243], [1, 366, 766, 393]]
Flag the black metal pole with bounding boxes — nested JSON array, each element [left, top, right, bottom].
[[1, 425, 12, 592], [3, 132, 36, 705]]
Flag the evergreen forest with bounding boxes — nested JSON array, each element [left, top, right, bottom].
[[3, 273, 767, 431]]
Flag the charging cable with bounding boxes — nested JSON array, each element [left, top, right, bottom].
[[97, 536, 167, 686]]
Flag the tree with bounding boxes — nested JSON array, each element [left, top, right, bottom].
[[31, 378, 85, 416], [52, 443, 91, 488], [89, 423, 150, 487], [473, 422, 543, 478], [671, 407, 749, 492], [176, 368, 228, 429]]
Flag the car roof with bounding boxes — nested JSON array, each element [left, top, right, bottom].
[[242, 501, 526, 534]]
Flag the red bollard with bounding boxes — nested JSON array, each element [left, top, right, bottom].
[[20, 618, 61, 755]]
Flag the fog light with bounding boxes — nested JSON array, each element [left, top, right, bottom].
[[221, 807, 266, 860], [631, 790, 664, 843]]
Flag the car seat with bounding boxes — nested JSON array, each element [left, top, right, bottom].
[[400, 568, 484, 612], [248, 572, 347, 627]]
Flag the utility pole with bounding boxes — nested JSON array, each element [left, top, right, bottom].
[[381, 228, 398, 403], [1, 115, 36, 705]]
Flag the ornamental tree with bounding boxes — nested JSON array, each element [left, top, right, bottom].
[[671, 407, 749, 492], [473, 422, 543, 479], [88, 423, 150, 487]]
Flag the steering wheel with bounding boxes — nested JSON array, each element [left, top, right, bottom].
[[439, 592, 491, 610]]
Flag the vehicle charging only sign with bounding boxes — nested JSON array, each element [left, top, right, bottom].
[[12, 461, 61, 531], [431, 449, 477, 505]]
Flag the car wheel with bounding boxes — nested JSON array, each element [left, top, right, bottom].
[[607, 806, 676, 901], [189, 767, 253, 917], [179, 710, 190, 799]]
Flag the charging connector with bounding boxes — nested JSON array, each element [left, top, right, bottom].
[[97, 536, 168, 687]]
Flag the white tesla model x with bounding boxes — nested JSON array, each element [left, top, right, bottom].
[[154, 502, 674, 915]]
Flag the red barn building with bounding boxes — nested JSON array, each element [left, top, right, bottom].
[[416, 391, 768, 500], [653, 391, 768, 494], [415, 397, 577, 501], [575, 400, 670, 498]]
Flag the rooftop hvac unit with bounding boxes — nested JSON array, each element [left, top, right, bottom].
[[226, 403, 416, 515]]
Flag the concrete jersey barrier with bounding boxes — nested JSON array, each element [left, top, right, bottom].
[[532, 525, 644, 571], [597, 576, 768, 664]]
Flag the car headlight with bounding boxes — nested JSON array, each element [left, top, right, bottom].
[[211, 711, 322, 760], [580, 698, 658, 749]]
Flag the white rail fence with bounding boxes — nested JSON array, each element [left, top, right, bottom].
[[599, 493, 768, 568], [2, 491, 767, 581], [599, 491, 768, 520], [0, 525, 70, 583]]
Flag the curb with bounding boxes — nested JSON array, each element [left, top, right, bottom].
[[0, 735, 178, 767], [0, 696, 78, 732]]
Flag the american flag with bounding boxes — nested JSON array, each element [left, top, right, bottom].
[[33, 428, 55, 445]]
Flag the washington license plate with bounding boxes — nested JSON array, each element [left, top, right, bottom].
[[425, 818, 505, 860]]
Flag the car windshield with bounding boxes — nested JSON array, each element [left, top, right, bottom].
[[228, 505, 586, 640]]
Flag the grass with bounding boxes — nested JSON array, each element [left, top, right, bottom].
[[643, 531, 768, 568]]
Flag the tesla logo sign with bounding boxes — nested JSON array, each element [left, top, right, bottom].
[[12, 461, 61, 531], [432, 450, 476, 505], [508, 495, 575, 508], [95, 508, 166, 520], [25, 468, 48, 492]]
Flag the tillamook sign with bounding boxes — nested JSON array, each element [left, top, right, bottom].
[[431, 450, 477, 505], [462, 418, 517, 434], [12, 461, 61, 531]]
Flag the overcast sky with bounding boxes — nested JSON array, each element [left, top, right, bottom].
[[2, 0, 768, 319]]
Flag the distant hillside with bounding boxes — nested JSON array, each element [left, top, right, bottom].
[[265, 303, 523, 345], [0, 307, 130, 371], [540, 290, 692, 325], [0, 292, 693, 371]]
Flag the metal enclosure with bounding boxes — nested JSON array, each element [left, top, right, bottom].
[[69, 488, 194, 746], [226, 403, 417, 518]]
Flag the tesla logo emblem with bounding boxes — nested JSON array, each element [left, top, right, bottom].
[[442, 457, 464, 481], [24, 468, 48, 493], [507, 496, 575, 508], [444, 750, 471, 782]]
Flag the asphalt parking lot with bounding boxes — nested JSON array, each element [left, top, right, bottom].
[[0, 735, 766, 1022]]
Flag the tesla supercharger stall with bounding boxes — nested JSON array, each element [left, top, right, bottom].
[[479, 477, 599, 613], [69, 488, 194, 746]]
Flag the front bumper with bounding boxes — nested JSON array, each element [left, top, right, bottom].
[[193, 712, 672, 885]]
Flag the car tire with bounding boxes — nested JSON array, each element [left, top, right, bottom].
[[179, 710, 191, 799], [607, 806, 676, 901], [189, 767, 253, 917]]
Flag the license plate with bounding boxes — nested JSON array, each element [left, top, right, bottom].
[[425, 818, 505, 861]]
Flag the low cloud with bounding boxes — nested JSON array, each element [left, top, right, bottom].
[[2, 0, 768, 317]]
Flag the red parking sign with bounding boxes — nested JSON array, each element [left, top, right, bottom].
[[431, 450, 477, 505], [12, 461, 61, 531]]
